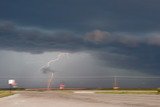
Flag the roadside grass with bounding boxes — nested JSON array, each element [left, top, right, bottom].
[[0, 91, 14, 98], [32, 89, 160, 94], [95, 90, 159, 94]]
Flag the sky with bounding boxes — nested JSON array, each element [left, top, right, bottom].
[[0, 0, 160, 88]]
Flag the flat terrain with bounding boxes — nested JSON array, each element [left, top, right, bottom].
[[0, 91, 13, 98], [0, 91, 160, 107]]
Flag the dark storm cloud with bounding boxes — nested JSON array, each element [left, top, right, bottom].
[[0, 21, 160, 76], [0, 0, 160, 76], [0, 0, 160, 32], [93, 44, 160, 75], [0, 21, 85, 53], [1, 21, 160, 53], [87, 31, 160, 75]]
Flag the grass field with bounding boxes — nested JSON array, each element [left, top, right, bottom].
[[0, 91, 14, 98], [95, 90, 159, 94], [0, 89, 159, 98], [23, 88, 160, 94]]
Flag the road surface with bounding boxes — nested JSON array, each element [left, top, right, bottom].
[[0, 91, 160, 107]]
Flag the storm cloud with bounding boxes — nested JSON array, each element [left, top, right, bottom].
[[0, 20, 160, 52], [0, 0, 160, 88], [0, 21, 84, 53], [0, 20, 160, 75], [0, 0, 160, 32]]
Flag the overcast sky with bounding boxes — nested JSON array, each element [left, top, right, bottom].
[[0, 0, 160, 88]]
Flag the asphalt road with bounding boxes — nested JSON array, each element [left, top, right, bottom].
[[0, 91, 160, 107]]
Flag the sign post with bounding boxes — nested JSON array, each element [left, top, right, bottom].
[[8, 79, 16, 93]]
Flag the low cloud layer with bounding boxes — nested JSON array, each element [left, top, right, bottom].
[[0, 21, 84, 53], [0, 0, 160, 88], [0, 21, 160, 75], [1, 21, 160, 53]]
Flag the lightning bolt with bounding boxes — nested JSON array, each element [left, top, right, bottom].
[[40, 53, 68, 90], [41, 53, 68, 73]]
